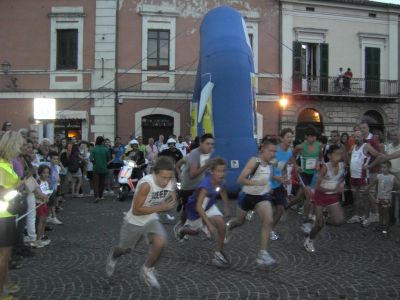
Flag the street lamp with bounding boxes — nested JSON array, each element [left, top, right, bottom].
[[278, 96, 288, 131], [34, 98, 56, 120]]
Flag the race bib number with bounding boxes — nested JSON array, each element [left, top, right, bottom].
[[305, 158, 317, 170]]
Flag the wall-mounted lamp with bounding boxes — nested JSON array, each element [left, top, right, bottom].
[[1, 61, 11, 74]]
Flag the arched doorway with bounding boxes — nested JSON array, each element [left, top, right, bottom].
[[296, 108, 323, 141], [362, 110, 384, 134], [142, 114, 174, 142]]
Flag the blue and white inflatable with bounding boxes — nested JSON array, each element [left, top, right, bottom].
[[191, 6, 258, 193]]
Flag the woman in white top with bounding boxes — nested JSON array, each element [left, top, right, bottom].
[[105, 157, 176, 289], [304, 145, 345, 253], [225, 138, 277, 269]]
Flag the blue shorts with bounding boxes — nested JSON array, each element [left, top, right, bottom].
[[299, 172, 317, 188], [238, 191, 272, 211], [271, 186, 287, 205]]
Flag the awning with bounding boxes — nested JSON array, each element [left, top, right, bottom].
[[56, 110, 88, 120]]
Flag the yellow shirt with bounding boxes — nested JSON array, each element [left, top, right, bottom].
[[0, 159, 20, 217]]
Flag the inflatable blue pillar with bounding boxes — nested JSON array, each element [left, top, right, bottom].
[[191, 6, 258, 193]]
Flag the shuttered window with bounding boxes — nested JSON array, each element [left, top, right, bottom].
[[56, 29, 78, 70], [147, 30, 170, 70]]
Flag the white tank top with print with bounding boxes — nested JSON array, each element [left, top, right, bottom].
[[124, 174, 175, 226], [350, 143, 370, 179]]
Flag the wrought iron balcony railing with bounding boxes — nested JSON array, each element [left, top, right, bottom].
[[292, 75, 398, 97]]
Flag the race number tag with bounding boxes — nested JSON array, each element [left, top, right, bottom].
[[305, 158, 317, 170]]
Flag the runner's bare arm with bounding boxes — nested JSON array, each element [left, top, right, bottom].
[[219, 187, 230, 217], [237, 157, 258, 186], [132, 183, 175, 215]]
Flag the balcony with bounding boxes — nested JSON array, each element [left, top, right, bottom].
[[292, 75, 399, 100]]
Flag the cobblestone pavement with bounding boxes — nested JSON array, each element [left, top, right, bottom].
[[13, 194, 400, 300]]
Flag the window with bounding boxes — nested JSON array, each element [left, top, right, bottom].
[[306, 7, 315, 12], [147, 30, 170, 70], [56, 29, 78, 70], [369, 13, 377, 18], [248, 33, 253, 49]]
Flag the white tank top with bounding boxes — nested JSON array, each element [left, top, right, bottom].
[[124, 174, 175, 226], [242, 158, 272, 195], [350, 143, 370, 179], [320, 162, 345, 194], [377, 174, 394, 200]]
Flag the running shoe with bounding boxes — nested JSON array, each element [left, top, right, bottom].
[[40, 238, 51, 246], [173, 223, 185, 242], [361, 216, 370, 227], [301, 222, 312, 234], [270, 230, 279, 241], [304, 237, 316, 253], [382, 226, 389, 234], [256, 250, 277, 268], [211, 251, 229, 267], [224, 222, 232, 244], [246, 210, 255, 221], [367, 213, 379, 224], [105, 249, 117, 277], [48, 217, 63, 225], [347, 215, 361, 224], [141, 265, 160, 289]]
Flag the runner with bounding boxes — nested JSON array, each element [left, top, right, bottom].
[[304, 145, 345, 253], [269, 129, 294, 240], [175, 157, 229, 267], [175, 133, 214, 227], [105, 157, 176, 289], [293, 126, 323, 234], [224, 138, 278, 268]]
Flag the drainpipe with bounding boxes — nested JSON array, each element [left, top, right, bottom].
[[278, 0, 283, 132], [114, 0, 119, 139]]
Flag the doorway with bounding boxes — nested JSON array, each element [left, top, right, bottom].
[[141, 114, 173, 143], [295, 108, 323, 141]]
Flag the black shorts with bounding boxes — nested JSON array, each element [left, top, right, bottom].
[[48, 193, 57, 208], [177, 189, 195, 212], [238, 193, 272, 211], [271, 186, 287, 206], [0, 216, 17, 247]]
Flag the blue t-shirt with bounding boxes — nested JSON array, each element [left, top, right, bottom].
[[270, 145, 292, 189], [186, 175, 221, 221], [113, 146, 125, 164]]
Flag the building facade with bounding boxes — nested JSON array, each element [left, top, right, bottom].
[[280, 0, 400, 140], [0, 0, 281, 143]]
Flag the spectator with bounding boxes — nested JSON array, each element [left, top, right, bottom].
[[91, 136, 111, 203], [27, 129, 39, 150], [176, 136, 189, 157], [67, 144, 83, 198], [343, 68, 353, 91], [145, 137, 158, 171], [0, 131, 24, 299], [159, 138, 183, 163], [1, 121, 11, 132], [155, 134, 165, 152]]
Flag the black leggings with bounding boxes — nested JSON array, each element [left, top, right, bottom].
[[93, 173, 106, 198]]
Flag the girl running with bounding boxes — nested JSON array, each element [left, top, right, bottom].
[[304, 145, 345, 253]]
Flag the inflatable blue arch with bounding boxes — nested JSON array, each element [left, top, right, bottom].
[[191, 6, 258, 193]]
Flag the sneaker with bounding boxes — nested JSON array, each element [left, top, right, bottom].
[[173, 223, 185, 242], [166, 214, 175, 221], [224, 222, 232, 244], [0, 295, 18, 300], [367, 213, 379, 224], [4, 282, 20, 294], [246, 210, 255, 221], [297, 206, 304, 215], [270, 231, 279, 241], [105, 249, 117, 277], [347, 215, 361, 224], [48, 217, 63, 225], [256, 250, 277, 268], [29, 241, 44, 249], [382, 226, 389, 234], [40, 238, 51, 246], [301, 222, 312, 234], [211, 251, 229, 267], [141, 265, 160, 289], [304, 237, 316, 253], [361, 216, 370, 227]]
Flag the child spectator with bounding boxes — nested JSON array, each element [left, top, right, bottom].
[[47, 152, 63, 225], [367, 161, 400, 234], [36, 165, 52, 247]]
